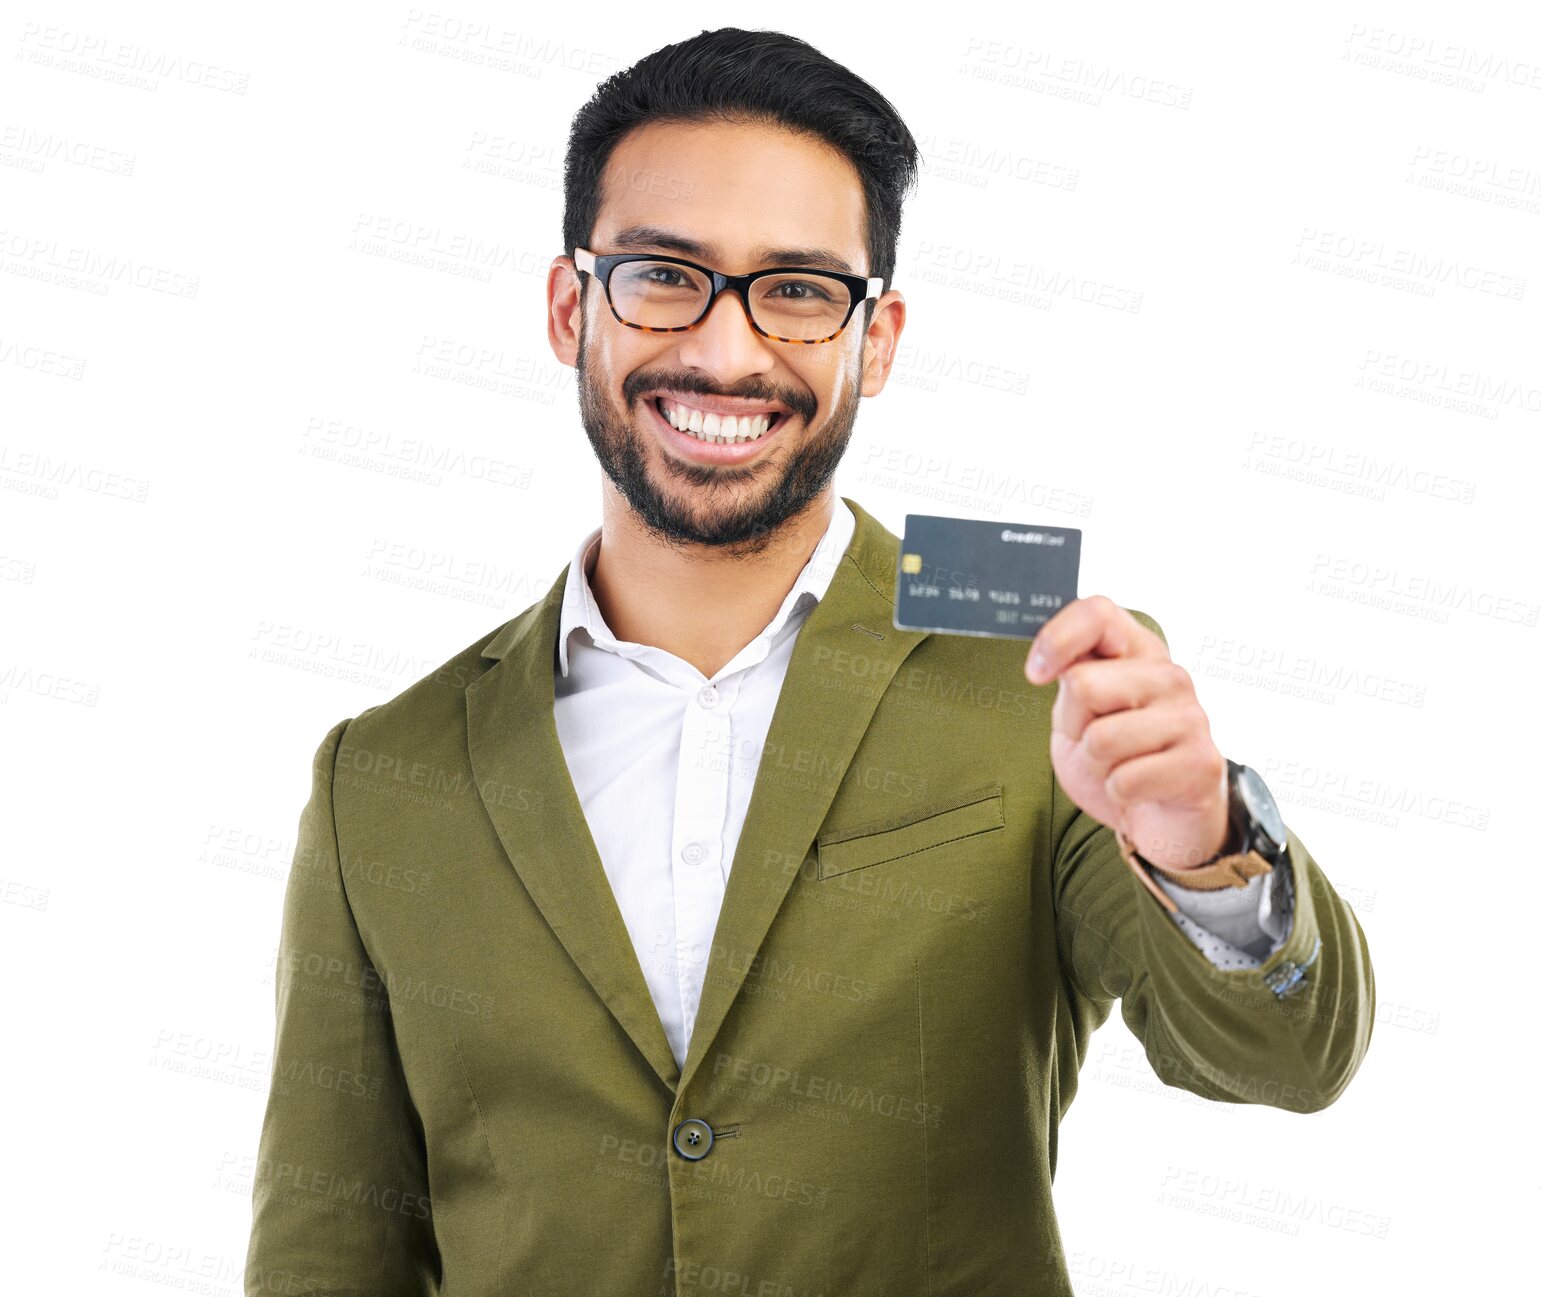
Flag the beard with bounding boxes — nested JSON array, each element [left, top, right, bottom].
[[574, 316, 861, 557]]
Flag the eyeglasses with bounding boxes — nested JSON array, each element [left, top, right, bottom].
[[572, 247, 885, 345]]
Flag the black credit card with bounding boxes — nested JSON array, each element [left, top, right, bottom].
[[893, 514, 1081, 639]]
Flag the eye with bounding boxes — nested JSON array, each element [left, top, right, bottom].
[[769, 281, 834, 302]]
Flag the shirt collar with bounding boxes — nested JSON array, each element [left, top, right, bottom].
[[558, 497, 857, 678]]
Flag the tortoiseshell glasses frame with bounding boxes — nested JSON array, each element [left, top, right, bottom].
[[572, 247, 885, 345]]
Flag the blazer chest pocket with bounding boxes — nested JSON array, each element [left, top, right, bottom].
[[816, 782, 1005, 879]]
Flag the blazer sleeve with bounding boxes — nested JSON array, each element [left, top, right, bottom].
[[1049, 611, 1377, 1112], [245, 718, 439, 1296]]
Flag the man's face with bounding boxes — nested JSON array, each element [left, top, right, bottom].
[[550, 118, 901, 553]]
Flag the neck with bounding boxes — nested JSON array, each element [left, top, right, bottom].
[[587, 486, 837, 679]]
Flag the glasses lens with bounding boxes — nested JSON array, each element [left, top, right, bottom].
[[607, 261, 851, 341], [749, 272, 851, 341], [609, 259, 711, 330]]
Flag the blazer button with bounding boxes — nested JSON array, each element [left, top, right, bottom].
[[672, 1117, 715, 1161]]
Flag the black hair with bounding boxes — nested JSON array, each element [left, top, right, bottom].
[[562, 27, 920, 330]]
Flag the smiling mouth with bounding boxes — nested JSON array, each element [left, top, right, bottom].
[[650, 395, 788, 446]]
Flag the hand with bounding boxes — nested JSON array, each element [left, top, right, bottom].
[[1025, 596, 1230, 872]]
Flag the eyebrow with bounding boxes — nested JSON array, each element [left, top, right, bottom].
[[608, 224, 859, 276]]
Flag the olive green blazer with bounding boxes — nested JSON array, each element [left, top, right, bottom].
[[245, 495, 1375, 1297]]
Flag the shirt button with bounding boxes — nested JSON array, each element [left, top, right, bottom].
[[697, 684, 719, 708], [681, 842, 707, 865], [672, 1117, 715, 1160]]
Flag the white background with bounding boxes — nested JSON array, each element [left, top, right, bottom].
[[2, 1, 1535, 1292]]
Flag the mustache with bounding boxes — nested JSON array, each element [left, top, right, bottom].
[[625, 378, 817, 424]]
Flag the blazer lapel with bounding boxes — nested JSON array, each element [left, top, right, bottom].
[[675, 498, 929, 1095], [465, 497, 930, 1101], [467, 573, 684, 1094]]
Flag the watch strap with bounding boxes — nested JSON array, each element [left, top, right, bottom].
[[1113, 827, 1275, 915]]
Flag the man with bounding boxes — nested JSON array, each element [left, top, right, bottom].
[[245, 27, 1374, 1297]]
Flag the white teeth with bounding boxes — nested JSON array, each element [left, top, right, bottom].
[[658, 398, 775, 444]]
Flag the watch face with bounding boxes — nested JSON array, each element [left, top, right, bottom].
[[1235, 764, 1287, 856]]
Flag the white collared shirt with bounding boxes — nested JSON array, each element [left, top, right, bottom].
[[552, 498, 1288, 1069]]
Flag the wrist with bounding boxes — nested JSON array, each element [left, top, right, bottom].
[[1165, 816, 1244, 871], [1130, 809, 1240, 875]]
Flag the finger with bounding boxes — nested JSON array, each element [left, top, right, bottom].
[[1072, 701, 1199, 780], [1104, 740, 1226, 808], [1052, 657, 1196, 742], [1027, 595, 1165, 684]]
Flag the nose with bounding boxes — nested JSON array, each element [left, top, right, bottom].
[[675, 287, 777, 383]]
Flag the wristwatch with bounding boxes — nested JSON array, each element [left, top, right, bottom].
[[1114, 759, 1289, 915]]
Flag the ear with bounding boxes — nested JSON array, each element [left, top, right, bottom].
[[859, 291, 905, 397], [548, 256, 584, 367]]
